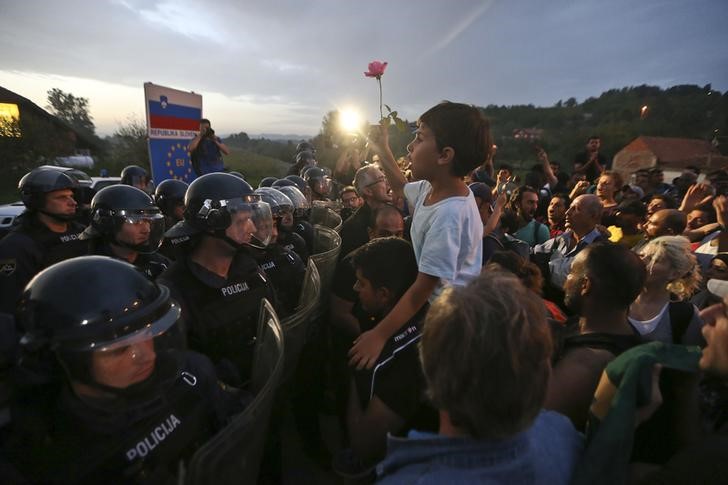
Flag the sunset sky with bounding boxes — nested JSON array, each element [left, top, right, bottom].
[[1, 0, 726, 137]]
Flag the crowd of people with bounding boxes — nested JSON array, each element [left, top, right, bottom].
[[0, 103, 727, 483]]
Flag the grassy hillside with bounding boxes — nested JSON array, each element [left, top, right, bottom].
[[224, 148, 289, 187]]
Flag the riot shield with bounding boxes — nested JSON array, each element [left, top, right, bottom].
[[309, 205, 343, 233], [279, 259, 320, 383], [185, 299, 284, 485], [310, 225, 341, 298]]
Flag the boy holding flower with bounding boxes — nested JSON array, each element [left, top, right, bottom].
[[349, 101, 492, 368]]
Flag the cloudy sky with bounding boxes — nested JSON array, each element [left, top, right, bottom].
[[1, 0, 726, 137]]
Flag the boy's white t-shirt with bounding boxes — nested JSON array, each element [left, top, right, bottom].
[[404, 180, 483, 301]]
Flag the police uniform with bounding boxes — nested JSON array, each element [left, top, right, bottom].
[[278, 229, 309, 263], [0, 213, 87, 314], [252, 243, 306, 317], [91, 241, 171, 281], [293, 218, 315, 257], [159, 250, 276, 387], [4, 350, 246, 484]]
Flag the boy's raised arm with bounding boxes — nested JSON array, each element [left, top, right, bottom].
[[369, 123, 407, 201]]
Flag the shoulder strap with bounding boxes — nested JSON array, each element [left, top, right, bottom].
[[668, 301, 695, 344]]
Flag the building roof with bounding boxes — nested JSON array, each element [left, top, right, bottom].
[[0, 86, 102, 150], [621, 136, 719, 163]]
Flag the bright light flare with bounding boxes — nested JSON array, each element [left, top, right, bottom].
[[339, 108, 363, 133]]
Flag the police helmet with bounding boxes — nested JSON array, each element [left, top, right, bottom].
[[154, 179, 188, 217], [18, 167, 79, 215], [17, 256, 182, 390], [172, 173, 272, 248], [296, 151, 316, 167], [229, 171, 246, 180], [259, 177, 277, 188], [120, 165, 149, 188], [255, 187, 294, 216], [295, 141, 316, 155], [284, 175, 307, 193], [272, 178, 295, 188], [276, 185, 310, 218], [303, 167, 331, 196], [82, 185, 165, 254]]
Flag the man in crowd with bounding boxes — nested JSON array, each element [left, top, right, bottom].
[[336, 237, 434, 477], [339, 186, 363, 221], [608, 199, 647, 248], [189, 118, 230, 176], [339, 165, 393, 260], [507, 185, 550, 247], [0, 167, 87, 314], [532, 194, 605, 290], [377, 272, 582, 483], [547, 193, 570, 238], [633, 208, 687, 252], [573, 136, 608, 183], [545, 243, 645, 430]]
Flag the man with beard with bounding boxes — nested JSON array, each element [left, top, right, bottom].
[[508, 186, 549, 247], [632, 208, 687, 253], [544, 243, 645, 430], [0, 167, 87, 314]]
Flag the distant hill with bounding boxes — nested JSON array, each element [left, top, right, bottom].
[[249, 133, 314, 141]]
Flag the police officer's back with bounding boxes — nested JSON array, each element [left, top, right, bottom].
[[80, 184, 170, 280], [2, 256, 245, 484], [0, 168, 87, 314], [160, 173, 277, 387]]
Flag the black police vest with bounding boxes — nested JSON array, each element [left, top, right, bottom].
[[278, 230, 309, 262], [93, 242, 170, 281], [293, 219, 314, 256], [7, 351, 231, 485], [253, 244, 305, 317], [160, 252, 276, 385]]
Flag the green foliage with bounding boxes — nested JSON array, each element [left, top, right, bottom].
[[46, 88, 96, 135], [0, 114, 77, 202], [100, 116, 150, 177], [222, 132, 297, 164], [223, 147, 289, 187], [479, 84, 727, 175]]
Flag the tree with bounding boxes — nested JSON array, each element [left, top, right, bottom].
[[104, 116, 149, 173], [46, 88, 96, 135]]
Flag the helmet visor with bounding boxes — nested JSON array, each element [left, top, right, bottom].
[[115, 210, 166, 254], [223, 196, 272, 248]]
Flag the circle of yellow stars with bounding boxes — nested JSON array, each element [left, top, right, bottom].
[[165, 143, 194, 181]]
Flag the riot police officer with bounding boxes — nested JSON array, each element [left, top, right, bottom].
[[0, 167, 87, 314], [80, 185, 170, 280], [120, 164, 150, 193], [287, 150, 317, 176], [304, 167, 333, 202], [154, 179, 189, 260], [3, 256, 245, 484], [274, 185, 312, 261], [160, 173, 276, 387], [253, 188, 307, 317]]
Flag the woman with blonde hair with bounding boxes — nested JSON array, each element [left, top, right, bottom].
[[629, 235, 703, 344]]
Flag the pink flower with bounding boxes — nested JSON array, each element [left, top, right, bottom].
[[364, 61, 388, 79]]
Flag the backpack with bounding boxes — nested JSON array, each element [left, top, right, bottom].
[[668, 300, 695, 344], [487, 233, 530, 260], [550, 317, 641, 365]]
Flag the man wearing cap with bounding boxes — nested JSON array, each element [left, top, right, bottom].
[[608, 200, 647, 248]]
